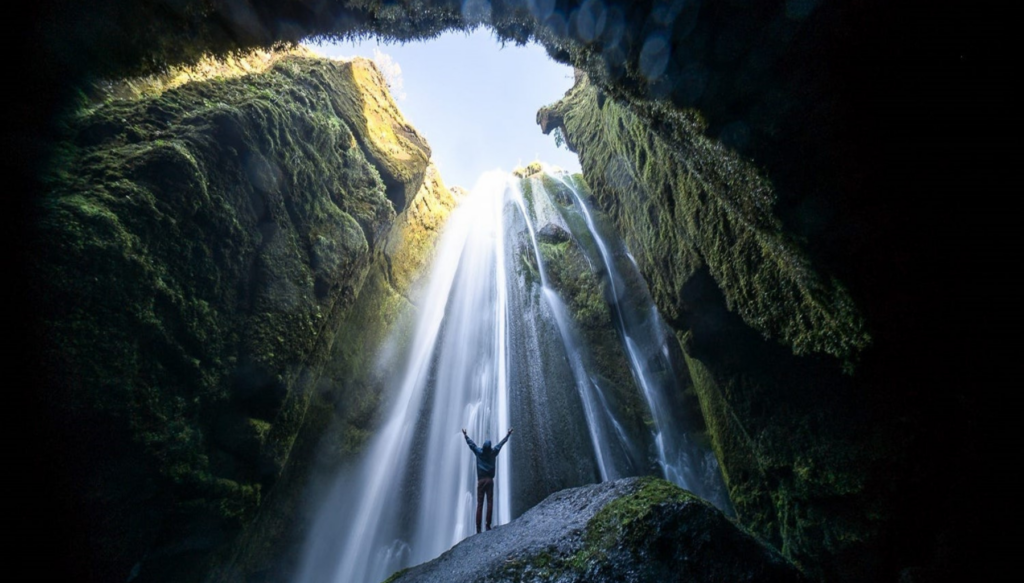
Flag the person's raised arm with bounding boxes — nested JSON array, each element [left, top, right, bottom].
[[463, 428, 481, 455], [494, 427, 513, 453]]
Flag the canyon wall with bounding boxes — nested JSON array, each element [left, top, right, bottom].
[[29, 52, 455, 582]]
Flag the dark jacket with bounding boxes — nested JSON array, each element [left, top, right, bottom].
[[465, 433, 510, 479]]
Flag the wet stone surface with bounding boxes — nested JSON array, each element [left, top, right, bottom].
[[389, 477, 805, 583]]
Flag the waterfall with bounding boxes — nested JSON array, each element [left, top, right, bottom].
[[507, 188, 630, 482], [543, 168, 732, 511], [294, 171, 516, 583], [295, 168, 730, 583]]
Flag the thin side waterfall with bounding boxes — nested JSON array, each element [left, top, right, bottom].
[[532, 167, 733, 508], [295, 168, 732, 583], [541, 168, 731, 511], [507, 188, 629, 481]]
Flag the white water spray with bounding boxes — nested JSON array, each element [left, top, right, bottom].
[[295, 171, 517, 583], [542, 168, 731, 509], [295, 168, 730, 583]]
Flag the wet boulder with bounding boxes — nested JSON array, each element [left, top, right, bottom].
[[537, 223, 572, 244], [389, 477, 806, 583]]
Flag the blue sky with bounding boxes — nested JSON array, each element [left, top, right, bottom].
[[304, 28, 581, 190]]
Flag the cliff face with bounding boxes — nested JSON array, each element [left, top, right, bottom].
[[536, 71, 979, 582], [536, 75, 875, 579], [30, 53, 455, 582], [541, 78, 870, 368]]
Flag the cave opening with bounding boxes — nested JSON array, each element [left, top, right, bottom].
[[302, 28, 582, 191], [276, 28, 735, 583], [15, 2, 1009, 583]]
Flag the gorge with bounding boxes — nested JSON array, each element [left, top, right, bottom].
[[11, 2, 1009, 583]]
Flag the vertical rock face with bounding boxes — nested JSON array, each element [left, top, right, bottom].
[[538, 76, 877, 579], [216, 159, 458, 583], [30, 53, 454, 582], [539, 76, 870, 367], [537, 69, 981, 582]]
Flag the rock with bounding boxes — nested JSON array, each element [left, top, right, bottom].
[[537, 223, 571, 244], [513, 161, 545, 179], [334, 57, 432, 211], [538, 58, 986, 583], [536, 106, 565, 141], [29, 51, 453, 583], [390, 477, 806, 583], [384, 162, 458, 299], [542, 73, 869, 367]]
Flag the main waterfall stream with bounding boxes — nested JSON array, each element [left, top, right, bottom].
[[296, 167, 730, 583]]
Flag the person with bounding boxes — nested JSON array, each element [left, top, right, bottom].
[[462, 426, 513, 533]]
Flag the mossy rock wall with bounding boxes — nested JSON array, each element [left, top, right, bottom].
[[539, 73, 899, 581], [30, 53, 450, 583], [540, 75, 869, 366], [210, 161, 457, 582]]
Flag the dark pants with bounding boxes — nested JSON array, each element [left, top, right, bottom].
[[475, 477, 494, 533]]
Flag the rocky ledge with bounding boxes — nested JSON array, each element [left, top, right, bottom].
[[388, 477, 805, 583]]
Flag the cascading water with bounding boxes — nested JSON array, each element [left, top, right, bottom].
[[507, 188, 634, 483], [295, 167, 730, 583], [543, 168, 732, 511], [294, 171, 516, 583]]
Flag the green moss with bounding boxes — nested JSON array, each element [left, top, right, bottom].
[[568, 173, 590, 193], [512, 160, 544, 178], [568, 477, 694, 570], [520, 177, 535, 210], [538, 173, 575, 207], [538, 240, 606, 329], [33, 52, 430, 580], [680, 327, 882, 578], [487, 479, 710, 581], [537, 234, 651, 437], [381, 567, 410, 583], [543, 74, 870, 370], [539, 73, 885, 580], [318, 264, 410, 458]]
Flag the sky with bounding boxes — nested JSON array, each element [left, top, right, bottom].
[[304, 28, 581, 190]]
